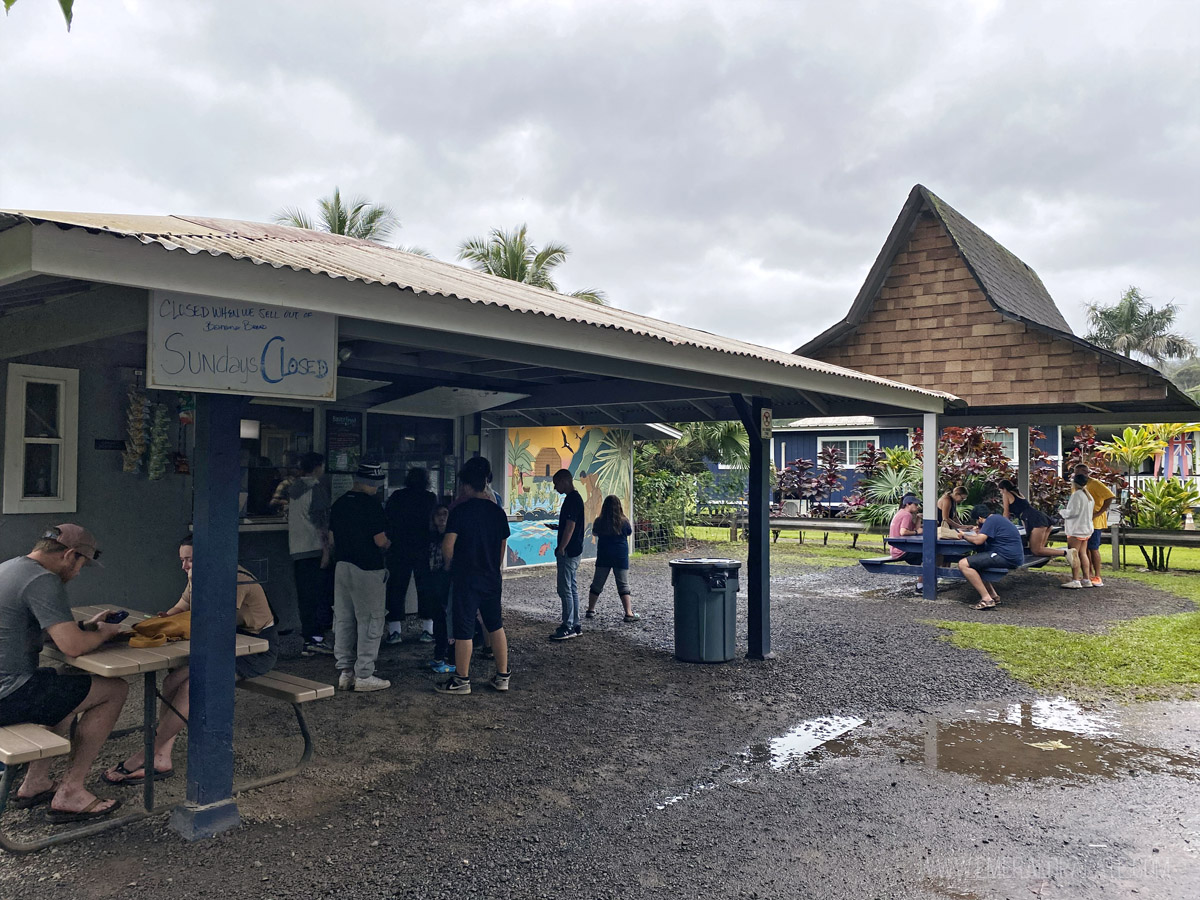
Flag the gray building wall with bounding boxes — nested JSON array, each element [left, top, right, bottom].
[[1, 343, 300, 638]]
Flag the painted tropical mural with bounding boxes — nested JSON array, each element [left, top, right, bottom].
[[505, 426, 634, 567]]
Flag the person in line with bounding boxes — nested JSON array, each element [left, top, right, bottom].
[[436, 457, 511, 695], [936, 486, 968, 532], [383, 467, 439, 645], [1074, 463, 1115, 587], [955, 505, 1025, 610], [104, 535, 278, 786], [330, 462, 392, 692], [549, 469, 586, 641], [888, 494, 925, 595], [584, 495, 640, 622], [0, 525, 128, 823], [998, 480, 1068, 563], [1060, 472, 1096, 590], [286, 452, 333, 656], [421, 505, 454, 674]]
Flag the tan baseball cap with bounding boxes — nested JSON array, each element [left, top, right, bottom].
[[46, 524, 104, 567]]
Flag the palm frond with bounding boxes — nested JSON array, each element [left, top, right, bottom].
[[272, 207, 315, 230]]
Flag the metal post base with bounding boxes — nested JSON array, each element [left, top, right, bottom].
[[169, 798, 241, 841]]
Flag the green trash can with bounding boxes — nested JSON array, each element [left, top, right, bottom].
[[669, 558, 741, 663]]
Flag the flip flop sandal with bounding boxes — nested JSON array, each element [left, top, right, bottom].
[[970, 600, 1000, 610], [45, 797, 122, 825], [102, 762, 174, 786], [623, 613, 642, 622], [11, 787, 56, 810]]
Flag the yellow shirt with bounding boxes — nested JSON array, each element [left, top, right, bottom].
[[175, 566, 274, 634], [1083, 479, 1115, 531]]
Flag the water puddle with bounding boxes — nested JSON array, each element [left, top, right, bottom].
[[647, 698, 1199, 815], [744, 715, 867, 769], [816, 699, 1199, 784]]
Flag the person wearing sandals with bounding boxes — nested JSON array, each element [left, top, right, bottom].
[[0, 525, 129, 823], [584, 495, 640, 623], [104, 535, 278, 788], [998, 480, 1069, 565], [955, 505, 1024, 610], [1059, 473, 1096, 589]]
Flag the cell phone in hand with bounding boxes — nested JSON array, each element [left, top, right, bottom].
[[105, 610, 129, 624]]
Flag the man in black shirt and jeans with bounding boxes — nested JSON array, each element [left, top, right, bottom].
[[549, 468, 585, 641], [329, 463, 392, 693], [436, 456, 511, 695]]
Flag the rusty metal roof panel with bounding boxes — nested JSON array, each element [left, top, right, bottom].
[[0, 210, 959, 404]]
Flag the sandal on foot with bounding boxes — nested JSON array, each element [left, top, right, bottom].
[[102, 762, 174, 786], [12, 786, 56, 810], [970, 600, 999, 610], [45, 797, 121, 824], [623, 613, 641, 622]]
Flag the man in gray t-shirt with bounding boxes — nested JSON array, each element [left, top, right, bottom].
[[0, 525, 129, 823]]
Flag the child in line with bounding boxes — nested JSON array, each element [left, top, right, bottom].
[[584, 495, 640, 622], [421, 505, 455, 673]]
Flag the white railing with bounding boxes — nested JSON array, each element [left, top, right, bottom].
[[1127, 474, 1200, 493]]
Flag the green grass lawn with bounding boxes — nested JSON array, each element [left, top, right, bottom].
[[936, 613, 1200, 700]]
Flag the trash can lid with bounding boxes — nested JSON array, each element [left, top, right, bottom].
[[668, 557, 742, 569]]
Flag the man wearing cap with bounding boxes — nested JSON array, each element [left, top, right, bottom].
[[955, 505, 1025, 610], [0, 525, 128, 822], [888, 495, 926, 595], [328, 463, 392, 692]]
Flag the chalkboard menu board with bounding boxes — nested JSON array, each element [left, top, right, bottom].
[[326, 410, 363, 473]]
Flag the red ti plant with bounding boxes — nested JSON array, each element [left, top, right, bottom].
[[1063, 425, 1126, 492], [853, 442, 885, 480], [809, 445, 846, 517]]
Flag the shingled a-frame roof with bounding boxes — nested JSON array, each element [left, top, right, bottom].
[[797, 185, 1198, 423]]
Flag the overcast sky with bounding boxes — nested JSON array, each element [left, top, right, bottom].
[[3, 0, 1197, 353]]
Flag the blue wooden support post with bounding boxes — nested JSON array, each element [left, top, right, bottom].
[[921, 412, 938, 602], [170, 393, 243, 840], [732, 394, 773, 660]]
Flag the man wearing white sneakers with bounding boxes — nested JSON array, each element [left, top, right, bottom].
[[329, 463, 392, 692]]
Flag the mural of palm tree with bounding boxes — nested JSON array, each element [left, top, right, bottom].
[[591, 429, 634, 502], [506, 433, 535, 501]]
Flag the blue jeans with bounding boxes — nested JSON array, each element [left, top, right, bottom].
[[557, 553, 581, 629]]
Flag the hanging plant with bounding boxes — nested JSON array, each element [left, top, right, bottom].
[[121, 386, 149, 474], [147, 403, 172, 480]]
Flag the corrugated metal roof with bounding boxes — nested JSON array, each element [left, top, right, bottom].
[[0, 210, 958, 405], [781, 416, 878, 429]]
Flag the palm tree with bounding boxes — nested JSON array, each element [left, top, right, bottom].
[[457, 224, 607, 305], [677, 422, 750, 472], [273, 187, 405, 246], [1085, 286, 1197, 366]]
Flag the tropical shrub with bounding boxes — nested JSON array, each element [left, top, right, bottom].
[[1131, 478, 1200, 570], [809, 446, 845, 517]]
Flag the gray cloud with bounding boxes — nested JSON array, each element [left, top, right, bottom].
[[1, 0, 1196, 351]]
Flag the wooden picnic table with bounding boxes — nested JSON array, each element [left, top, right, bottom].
[[41, 605, 268, 815]]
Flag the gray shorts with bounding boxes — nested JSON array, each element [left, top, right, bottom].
[[590, 565, 630, 596]]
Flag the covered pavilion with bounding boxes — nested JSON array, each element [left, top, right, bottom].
[[0, 210, 957, 839], [797, 184, 1200, 598]]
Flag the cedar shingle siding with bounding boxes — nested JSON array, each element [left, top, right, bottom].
[[809, 212, 1165, 407]]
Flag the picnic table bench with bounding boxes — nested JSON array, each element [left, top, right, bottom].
[[234, 671, 334, 794], [858, 553, 1050, 583]]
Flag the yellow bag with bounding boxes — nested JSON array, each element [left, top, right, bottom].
[[131, 611, 191, 644]]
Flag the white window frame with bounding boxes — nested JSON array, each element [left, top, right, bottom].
[[983, 428, 1018, 465], [3, 364, 79, 514], [817, 435, 880, 470]]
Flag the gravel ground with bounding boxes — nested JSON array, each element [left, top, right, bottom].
[[2, 549, 1197, 899]]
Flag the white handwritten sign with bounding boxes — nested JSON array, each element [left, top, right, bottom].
[[147, 291, 337, 401]]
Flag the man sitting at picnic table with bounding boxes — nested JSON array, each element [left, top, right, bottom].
[[0, 525, 128, 823], [955, 504, 1025, 610], [104, 535, 277, 787]]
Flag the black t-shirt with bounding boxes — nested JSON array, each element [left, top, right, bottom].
[[445, 498, 511, 587], [559, 490, 585, 558], [329, 490, 389, 571], [385, 487, 437, 555]]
